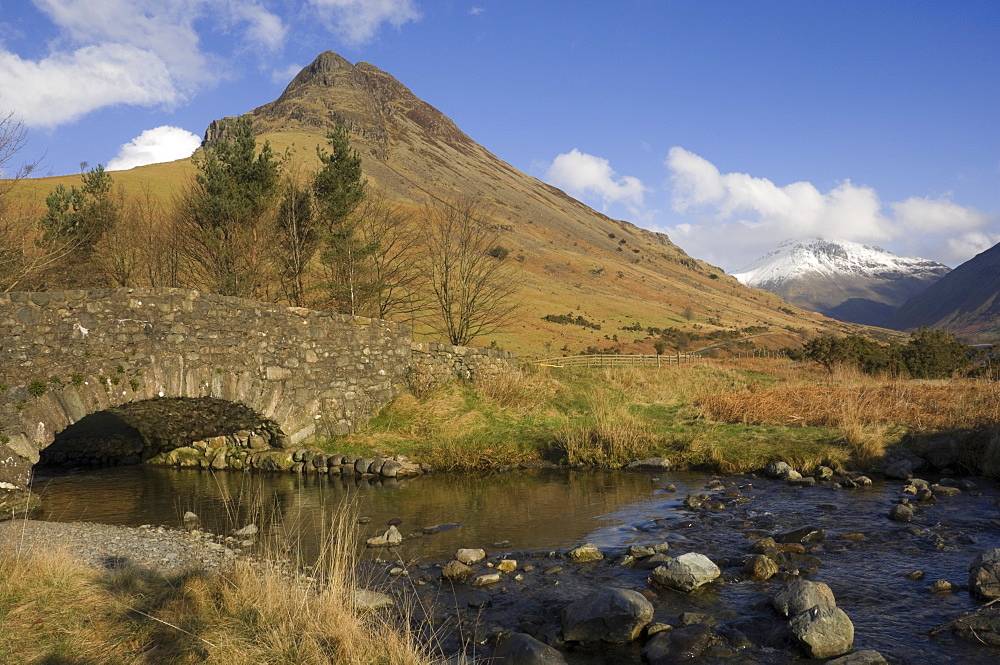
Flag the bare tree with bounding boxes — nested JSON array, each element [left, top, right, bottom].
[[420, 196, 519, 346], [274, 168, 319, 306], [356, 192, 425, 321], [93, 186, 183, 288], [0, 108, 58, 291]]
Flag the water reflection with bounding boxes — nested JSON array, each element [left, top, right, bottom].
[[32, 466, 685, 561]]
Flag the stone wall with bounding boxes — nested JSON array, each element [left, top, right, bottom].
[[409, 342, 520, 392], [0, 287, 520, 496], [0, 288, 410, 490]]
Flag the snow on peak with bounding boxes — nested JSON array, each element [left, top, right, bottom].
[[731, 238, 947, 287]]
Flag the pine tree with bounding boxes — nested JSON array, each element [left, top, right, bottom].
[[313, 125, 373, 315], [177, 116, 281, 298]]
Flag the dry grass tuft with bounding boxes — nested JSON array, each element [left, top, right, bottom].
[[475, 364, 563, 410], [0, 507, 432, 665], [554, 399, 659, 466]]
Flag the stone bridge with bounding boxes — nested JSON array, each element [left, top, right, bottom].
[[3, 288, 504, 499]]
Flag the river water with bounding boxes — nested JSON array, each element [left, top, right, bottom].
[[30, 466, 1000, 663]]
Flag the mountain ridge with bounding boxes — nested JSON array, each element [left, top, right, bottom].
[[731, 238, 950, 326], [883, 242, 1000, 342]]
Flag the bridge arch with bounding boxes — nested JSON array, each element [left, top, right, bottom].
[[0, 288, 411, 491]]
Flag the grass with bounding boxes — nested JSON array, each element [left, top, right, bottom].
[[324, 358, 1000, 477], [0, 506, 433, 665]]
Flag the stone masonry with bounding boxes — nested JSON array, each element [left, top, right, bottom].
[[0, 288, 519, 494]]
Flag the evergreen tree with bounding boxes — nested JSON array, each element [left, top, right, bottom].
[[39, 164, 119, 287], [177, 116, 281, 298], [313, 125, 373, 315]]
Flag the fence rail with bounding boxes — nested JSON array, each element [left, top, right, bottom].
[[536, 354, 698, 368]]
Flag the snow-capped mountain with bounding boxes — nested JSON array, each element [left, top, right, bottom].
[[731, 238, 951, 326]]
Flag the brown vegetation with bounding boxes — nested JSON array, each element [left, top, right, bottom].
[[0, 511, 431, 665]]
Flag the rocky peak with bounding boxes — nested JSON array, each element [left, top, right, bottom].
[[279, 51, 360, 99], [242, 50, 473, 158]]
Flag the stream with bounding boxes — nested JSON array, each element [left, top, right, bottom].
[[30, 465, 1000, 663]]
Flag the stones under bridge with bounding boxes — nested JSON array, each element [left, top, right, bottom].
[[0, 288, 412, 494]]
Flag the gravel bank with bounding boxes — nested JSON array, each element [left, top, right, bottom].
[[0, 520, 239, 575]]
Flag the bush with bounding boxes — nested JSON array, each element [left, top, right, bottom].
[[804, 330, 973, 379]]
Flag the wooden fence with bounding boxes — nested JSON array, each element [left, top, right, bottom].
[[535, 348, 788, 368], [536, 354, 698, 368]]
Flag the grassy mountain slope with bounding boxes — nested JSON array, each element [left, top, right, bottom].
[[884, 242, 1000, 343], [10, 51, 868, 356]]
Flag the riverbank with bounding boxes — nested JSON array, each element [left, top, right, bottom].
[[0, 516, 432, 665], [324, 359, 1000, 477]]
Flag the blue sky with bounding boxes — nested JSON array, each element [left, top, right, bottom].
[[2, 0, 998, 271]]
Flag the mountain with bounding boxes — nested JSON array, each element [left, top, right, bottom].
[[731, 238, 950, 326], [12, 52, 870, 355], [883, 242, 1000, 343]]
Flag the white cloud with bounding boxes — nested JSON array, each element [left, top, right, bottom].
[[106, 126, 201, 171], [225, 2, 288, 52], [546, 148, 648, 210], [944, 231, 1000, 263], [0, 0, 285, 128], [308, 0, 420, 45], [470, 7, 485, 15], [891, 195, 988, 234], [664, 146, 997, 269], [0, 45, 181, 127]]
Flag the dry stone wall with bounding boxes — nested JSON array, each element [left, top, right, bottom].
[[0, 288, 410, 490], [408, 342, 519, 392], [0, 288, 519, 496]]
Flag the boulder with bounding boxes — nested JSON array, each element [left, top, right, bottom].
[[456, 548, 487, 564], [496, 559, 518, 572], [232, 523, 258, 537], [641, 623, 712, 664], [651, 553, 720, 592], [561, 587, 653, 643], [764, 461, 794, 479], [883, 458, 913, 480], [441, 560, 475, 582], [379, 460, 403, 477], [775, 526, 825, 544], [567, 543, 604, 562], [825, 649, 888, 664], [771, 580, 837, 618], [182, 511, 200, 531], [889, 504, 914, 522], [627, 457, 672, 469], [815, 465, 834, 480], [953, 611, 1000, 647], [969, 549, 1000, 601], [366, 525, 403, 548], [788, 605, 854, 659], [492, 633, 568, 664], [473, 573, 501, 587], [743, 554, 779, 581], [352, 589, 394, 610]]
